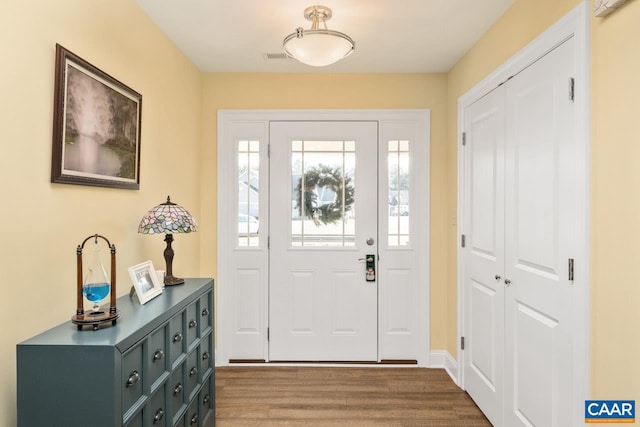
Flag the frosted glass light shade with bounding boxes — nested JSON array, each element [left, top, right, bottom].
[[283, 29, 355, 67]]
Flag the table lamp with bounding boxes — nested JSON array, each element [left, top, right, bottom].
[[138, 196, 198, 286]]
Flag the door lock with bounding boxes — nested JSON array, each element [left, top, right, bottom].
[[359, 254, 376, 282]]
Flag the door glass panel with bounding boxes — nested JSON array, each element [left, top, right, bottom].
[[291, 140, 355, 247], [388, 140, 410, 246], [238, 140, 259, 247]]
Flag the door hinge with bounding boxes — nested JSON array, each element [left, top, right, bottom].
[[569, 78, 575, 102], [462, 132, 467, 146], [267, 327, 270, 341], [461, 336, 465, 350], [267, 143, 271, 158], [267, 235, 270, 249], [461, 234, 466, 248], [568, 258, 574, 281]]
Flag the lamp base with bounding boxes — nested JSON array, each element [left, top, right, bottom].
[[164, 275, 184, 286]]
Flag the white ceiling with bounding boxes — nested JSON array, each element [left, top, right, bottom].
[[135, 0, 515, 73]]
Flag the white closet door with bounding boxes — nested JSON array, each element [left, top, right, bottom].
[[503, 37, 577, 427], [462, 86, 506, 427]]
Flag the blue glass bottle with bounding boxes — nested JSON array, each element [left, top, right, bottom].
[[82, 242, 110, 314]]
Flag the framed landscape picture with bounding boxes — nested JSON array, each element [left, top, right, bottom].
[[51, 44, 142, 189]]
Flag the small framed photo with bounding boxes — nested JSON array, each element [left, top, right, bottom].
[[128, 260, 163, 304]]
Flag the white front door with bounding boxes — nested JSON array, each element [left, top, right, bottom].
[[269, 121, 379, 361]]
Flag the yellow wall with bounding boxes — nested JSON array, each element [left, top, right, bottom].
[[0, 0, 202, 424], [590, 0, 640, 403], [198, 73, 451, 347]]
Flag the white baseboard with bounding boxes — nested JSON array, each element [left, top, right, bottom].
[[430, 350, 458, 386]]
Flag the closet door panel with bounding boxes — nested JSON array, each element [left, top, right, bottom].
[[503, 37, 576, 427], [462, 86, 505, 427]]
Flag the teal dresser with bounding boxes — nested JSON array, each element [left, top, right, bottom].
[[17, 278, 215, 427]]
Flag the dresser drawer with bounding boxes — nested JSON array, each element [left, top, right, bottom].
[[199, 333, 212, 381], [199, 292, 212, 335], [149, 324, 168, 391], [169, 311, 186, 368], [185, 349, 200, 402], [146, 384, 167, 426], [185, 398, 199, 427], [168, 361, 187, 426], [185, 300, 199, 351], [198, 375, 214, 426], [123, 342, 144, 416]]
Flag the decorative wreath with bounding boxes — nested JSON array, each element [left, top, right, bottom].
[[296, 164, 355, 225]]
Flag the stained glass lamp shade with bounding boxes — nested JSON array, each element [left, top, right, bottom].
[[138, 196, 198, 286]]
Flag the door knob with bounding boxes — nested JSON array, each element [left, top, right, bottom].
[[366, 237, 375, 246], [504, 279, 511, 285], [495, 275, 502, 281]]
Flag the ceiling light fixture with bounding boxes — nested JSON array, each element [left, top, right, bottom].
[[283, 5, 355, 67]]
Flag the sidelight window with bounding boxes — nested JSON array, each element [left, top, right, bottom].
[[238, 140, 260, 247], [388, 140, 410, 246]]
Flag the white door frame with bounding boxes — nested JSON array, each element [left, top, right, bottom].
[[456, 2, 589, 424], [217, 109, 431, 367]]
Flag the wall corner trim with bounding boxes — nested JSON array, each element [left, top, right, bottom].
[[430, 350, 458, 386]]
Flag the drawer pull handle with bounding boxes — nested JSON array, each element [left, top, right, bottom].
[[202, 352, 210, 360], [153, 349, 164, 362], [173, 383, 183, 395], [126, 371, 140, 387], [153, 408, 164, 424], [189, 367, 198, 377], [189, 320, 197, 328], [202, 308, 209, 316], [202, 394, 210, 405], [190, 414, 199, 425], [173, 332, 183, 342]]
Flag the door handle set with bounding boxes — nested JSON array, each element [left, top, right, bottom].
[[495, 274, 511, 286], [359, 255, 376, 282]]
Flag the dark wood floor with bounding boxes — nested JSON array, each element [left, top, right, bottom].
[[215, 366, 491, 426]]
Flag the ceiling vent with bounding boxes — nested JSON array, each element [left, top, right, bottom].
[[264, 53, 292, 60], [594, 0, 634, 17]]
